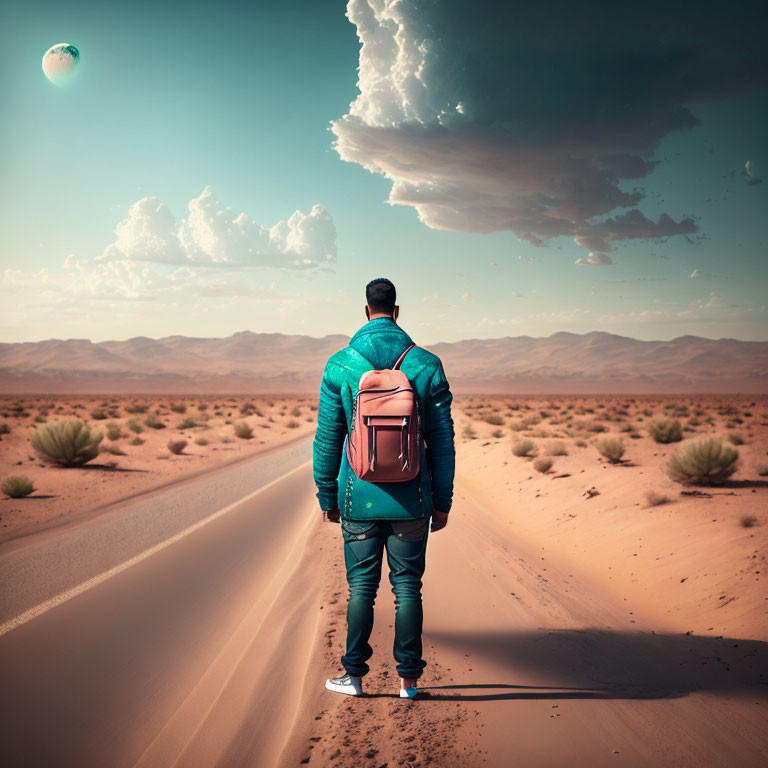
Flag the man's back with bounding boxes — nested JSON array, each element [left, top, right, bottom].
[[312, 314, 455, 522]]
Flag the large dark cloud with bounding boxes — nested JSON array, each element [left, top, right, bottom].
[[332, 0, 767, 252]]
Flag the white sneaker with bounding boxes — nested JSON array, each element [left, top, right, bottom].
[[325, 673, 364, 696]]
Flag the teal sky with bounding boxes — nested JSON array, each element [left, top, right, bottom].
[[1, 0, 766, 345]]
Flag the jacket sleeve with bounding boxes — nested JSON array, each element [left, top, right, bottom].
[[423, 360, 455, 513], [312, 359, 348, 511]]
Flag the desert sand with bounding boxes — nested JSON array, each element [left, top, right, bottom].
[[283, 394, 767, 767], [1, 393, 766, 766], [0, 394, 317, 548]]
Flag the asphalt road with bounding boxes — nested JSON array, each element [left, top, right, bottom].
[[0, 436, 317, 768]]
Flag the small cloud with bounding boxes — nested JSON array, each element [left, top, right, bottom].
[[742, 160, 763, 186], [690, 268, 703, 278], [575, 252, 613, 267]]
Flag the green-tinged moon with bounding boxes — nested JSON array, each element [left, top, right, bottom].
[[42, 43, 80, 86]]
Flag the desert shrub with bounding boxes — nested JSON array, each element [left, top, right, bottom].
[[90, 408, 108, 420], [546, 441, 568, 456], [665, 438, 739, 485], [533, 457, 553, 473], [167, 438, 187, 455], [756, 464, 768, 477], [30, 420, 103, 466], [145, 414, 166, 430], [740, 514, 758, 528], [291, 406, 301, 417], [130, 436, 145, 445], [596, 436, 625, 463], [170, 402, 187, 414], [240, 401, 258, 416], [644, 489, 671, 507], [34, 414, 46, 423], [728, 432, 745, 445], [585, 421, 607, 433], [648, 418, 683, 443], [462, 423, 477, 440], [234, 421, 254, 439], [286, 419, 300, 429], [0, 422, 10, 435], [575, 439, 587, 447], [106, 423, 122, 441], [483, 414, 505, 426], [124, 402, 148, 414], [512, 439, 536, 457], [178, 418, 198, 429], [491, 428, 504, 439], [194, 436, 209, 446], [127, 418, 144, 434], [1, 475, 35, 498]]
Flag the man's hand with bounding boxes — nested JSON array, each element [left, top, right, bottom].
[[431, 510, 449, 532], [323, 508, 341, 523]]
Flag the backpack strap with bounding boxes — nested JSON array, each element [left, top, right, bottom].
[[393, 343, 417, 370]]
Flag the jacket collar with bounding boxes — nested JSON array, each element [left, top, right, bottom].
[[351, 315, 402, 338]]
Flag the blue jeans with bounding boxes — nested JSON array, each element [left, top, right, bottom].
[[339, 517, 430, 680]]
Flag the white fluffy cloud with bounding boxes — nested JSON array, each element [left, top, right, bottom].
[[332, 0, 766, 252], [575, 252, 613, 267], [101, 186, 337, 269]]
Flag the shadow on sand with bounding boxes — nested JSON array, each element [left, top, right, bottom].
[[365, 628, 768, 702]]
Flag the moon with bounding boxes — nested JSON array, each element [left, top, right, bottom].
[[42, 43, 80, 86]]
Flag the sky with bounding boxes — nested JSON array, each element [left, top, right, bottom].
[[1, 0, 767, 345]]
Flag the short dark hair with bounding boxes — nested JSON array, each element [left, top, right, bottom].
[[366, 278, 396, 313]]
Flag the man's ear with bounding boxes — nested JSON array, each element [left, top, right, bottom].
[[365, 305, 370, 320], [393, 305, 399, 321]]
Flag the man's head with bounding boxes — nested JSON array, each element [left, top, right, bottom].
[[365, 277, 399, 321]]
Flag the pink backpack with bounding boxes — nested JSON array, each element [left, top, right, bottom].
[[346, 343, 421, 482]]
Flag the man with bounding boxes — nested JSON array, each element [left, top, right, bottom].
[[313, 277, 455, 699]]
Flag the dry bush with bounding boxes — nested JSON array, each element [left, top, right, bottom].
[[90, 408, 108, 420], [1, 475, 35, 498], [130, 436, 145, 446], [167, 438, 188, 455], [291, 406, 301, 417], [194, 436, 209, 446], [125, 402, 148, 414], [648, 418, 683, 443], [31, 420, 103, 466], [491, 428, 504, 439], [512, 439, 536, 457], [170, 403, 187, 414], [546, 441, 568, 456], [462, 423, 478, 440], [0, 422, 11, 435], [741, 515, 758, 528], [286, 419, 300, 429], [127, 418, 144, 434], [106, 423, 122, 441], [728, 432, 745, 445], [665, 438, 739, 485], [596, 436, 625, 463], [483, 414, 505, 426], [234, 421, 254, 439], [178, 418, 198, 429], [145, 414, 166, 430], [533, 457, 553, 473]]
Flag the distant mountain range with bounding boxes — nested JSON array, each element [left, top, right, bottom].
[[0, 330, 766, 395]]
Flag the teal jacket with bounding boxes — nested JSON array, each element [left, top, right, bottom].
[[312, 316, 455, 521]]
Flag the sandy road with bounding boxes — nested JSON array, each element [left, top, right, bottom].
[[0, 437, 323, 768], [1, 434, 766, 767]]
